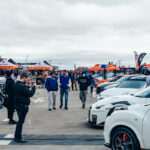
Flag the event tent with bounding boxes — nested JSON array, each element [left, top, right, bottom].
[[89, 65, 103, 71], [106, 64, 120, 71], [27, 61, 53, 70], [0, 59, 18, 70]]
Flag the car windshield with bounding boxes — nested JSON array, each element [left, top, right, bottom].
[[118, 80, 145, 89], [117, 76, 133, 83], [134, 88, 150, 98], [109, 76, 123, 82]]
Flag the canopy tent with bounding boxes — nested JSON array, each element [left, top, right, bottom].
[[106, 64, 120, 71], [145, 64, 150, 68], [27, 61, 53, 70], [121, 65, 126, 68], [89, 65, 103, 71], [0, 59, 18, 70]]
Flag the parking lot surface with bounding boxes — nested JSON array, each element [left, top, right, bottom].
[[0, 88, 109, 150]]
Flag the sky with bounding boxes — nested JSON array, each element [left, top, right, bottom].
[[0, 0, 150, 69]]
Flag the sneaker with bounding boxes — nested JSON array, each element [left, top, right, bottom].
[[9, 120, 17, 125], [59, 105, 63, 109], [53, 107, 56, 110], [82, 104, 85, 109], [48, 108, 52, 111], [64, 107, 68, 110], [14, 139, 27, 143]]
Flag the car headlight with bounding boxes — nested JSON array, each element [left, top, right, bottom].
[[96, 105, 105, 109]]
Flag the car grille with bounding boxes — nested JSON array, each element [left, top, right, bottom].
[[92, 115, 97, 125]]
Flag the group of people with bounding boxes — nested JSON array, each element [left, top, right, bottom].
[[45, 70, 95, 110], [0, 69, 95, 143], [0, 71, 36, 143]]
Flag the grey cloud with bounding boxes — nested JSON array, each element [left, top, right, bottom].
[[59, 0, 142, 6], [0, 0, 150, 67]]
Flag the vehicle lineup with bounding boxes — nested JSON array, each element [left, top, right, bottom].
[[88, 74, 150, 150]]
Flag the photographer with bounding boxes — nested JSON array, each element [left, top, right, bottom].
[[14, 72, 36, 143]]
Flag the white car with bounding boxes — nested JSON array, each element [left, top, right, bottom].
[[104, 104, 150, 150], [88, 87, 150, 126], [99, 75, 146, 100], [96, 75, 135, 95]]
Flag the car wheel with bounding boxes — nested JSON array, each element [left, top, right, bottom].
[[111, 127, 140, 150]]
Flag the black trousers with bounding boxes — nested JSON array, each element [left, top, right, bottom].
[[71, 81, 74, 91], [15, 105, 29, 140], [7, 106, 14, 121], [90, 86, 93, 94]]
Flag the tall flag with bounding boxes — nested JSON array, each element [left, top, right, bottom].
[[134, 51, 138, 68], [137, 53, 147, 68]]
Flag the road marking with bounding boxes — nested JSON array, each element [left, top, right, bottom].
[[0, 134, 105, 146], [0, 134, 13, 145]]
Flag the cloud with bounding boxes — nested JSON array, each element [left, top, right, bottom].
[[0, 0, 150, 67]]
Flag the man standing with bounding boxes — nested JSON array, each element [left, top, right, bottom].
[[45, 72, 58, 111], [78, 72, 90, 109], [14, 72, 36, 143], [69, 71, 75, 91], [60, 70, 70, 110], [89, 73, 95, 95], [4, 71, 17, 124]]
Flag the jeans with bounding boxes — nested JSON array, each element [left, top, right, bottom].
[[80, 90, 88, 105], [15, 105, 29, 140], [60, 88, 69, 108]]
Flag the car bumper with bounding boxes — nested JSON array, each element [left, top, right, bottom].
[[88, 120, 104, 127], [88, 108, 106, 126]]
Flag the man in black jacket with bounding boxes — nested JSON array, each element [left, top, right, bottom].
[[4, 71, 17, 124], [78, 72, 90, 109], [14, 72, 36, 143]]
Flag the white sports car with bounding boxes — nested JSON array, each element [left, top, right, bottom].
[[88, 87, 150, 126], [104, 104, 150, 150], [98, 75, 146, 100]]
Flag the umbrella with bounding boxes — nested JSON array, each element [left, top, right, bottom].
[[89, 65, 103, 71]]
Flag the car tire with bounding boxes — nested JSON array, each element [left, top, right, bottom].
[[111, 127, 140, 150]]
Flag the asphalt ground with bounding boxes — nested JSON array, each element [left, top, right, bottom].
[[0, 88, 109, 150]]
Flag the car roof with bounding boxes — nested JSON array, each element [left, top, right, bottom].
[[127, 75, 147, 81]]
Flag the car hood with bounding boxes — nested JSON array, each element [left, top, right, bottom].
[[93, 95, 137, 107], [100, 88, 141, 97]]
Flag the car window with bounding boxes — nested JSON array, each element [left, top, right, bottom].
[[135, 88, 150, 98], [118, 80, 145, 89], [109, 76, 123, 82]]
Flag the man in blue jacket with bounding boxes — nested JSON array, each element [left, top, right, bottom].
[[45, 72, 58, 111], [59, 70, 70, 110]]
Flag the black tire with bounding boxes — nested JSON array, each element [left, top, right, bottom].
[[111, 127, 140, 150]]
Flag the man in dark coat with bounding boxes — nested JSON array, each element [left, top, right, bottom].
[[4, 71, 17, 124], [69, 71, 75, 91], [78, 72, 90, 108], [14, 72, 36, 143]]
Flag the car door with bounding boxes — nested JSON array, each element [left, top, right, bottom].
[[143, 108, 150, 148]]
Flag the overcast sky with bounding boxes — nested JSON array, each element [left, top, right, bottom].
[[0, 0, 150, 68]]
